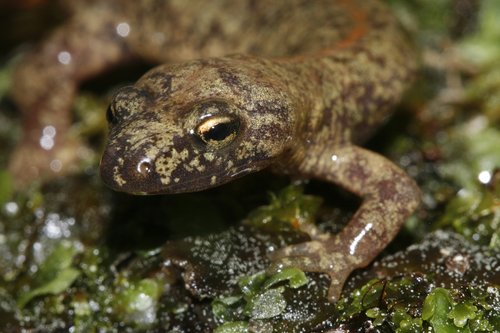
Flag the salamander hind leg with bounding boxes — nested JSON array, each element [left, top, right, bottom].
[[269, 145, 420, 302]]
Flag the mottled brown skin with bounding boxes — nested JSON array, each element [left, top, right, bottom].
[[11, 0, 420, 301]]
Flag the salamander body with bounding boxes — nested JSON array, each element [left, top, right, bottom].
[[11, 0, 420, 301]]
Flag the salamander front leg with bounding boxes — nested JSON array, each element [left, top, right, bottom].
[[269, 145, 420, 302]]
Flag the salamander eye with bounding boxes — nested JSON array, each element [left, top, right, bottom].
[[106, 86, 151, 126], [106, 105, 117, 124], [194, 115, 240, 148]]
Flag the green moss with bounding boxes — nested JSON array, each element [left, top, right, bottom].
[[337, 277, 426, 326], [435, 122, 500, 248], [17, 241, 81, 308], [393, 309, 423, 333], [112, 277, 164, 327], [388, 0, 454, 46], [420, 287, 499, 332], [435, 181, 499, 248], [457, 0, 500, 123], [214, 321, 249, 333], [238, 271, 268, 298], [243, 185, 322, 232], [262, 267, 308, 290], [246, 288, 286, 320], [458, 0, 500, 68], [212, 267, 309, 327], [0, 169, 12, 206], [337, 279, 500, 332], [0, 56, 14, 100], [72, 92, 109, 150]]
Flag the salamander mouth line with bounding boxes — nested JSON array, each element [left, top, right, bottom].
[[132, 165, 255, 195]]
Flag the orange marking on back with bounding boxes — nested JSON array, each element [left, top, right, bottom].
[[334, 0, 369, 50], [279, 0, 370, 63]]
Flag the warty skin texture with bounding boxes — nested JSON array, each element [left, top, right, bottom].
[[11, 0, 420, 302]]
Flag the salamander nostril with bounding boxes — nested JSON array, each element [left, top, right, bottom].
[[137, 158, 152, 176]]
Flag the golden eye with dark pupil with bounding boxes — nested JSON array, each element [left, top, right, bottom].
[[196, 116, 239, 145]]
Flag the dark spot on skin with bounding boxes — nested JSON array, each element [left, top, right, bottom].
[[345, 159, 369, 188], [253, 100, 288, 117], [209, 21, 223, 36], [171, 135, 190, 153], [376, 178, 398, 202], [144, 72, 173, 99], [216, 67, 251, 98], [356, 84, 374, 113], [252, 123, 285, 142], [319, 103, 335, 131], [218, 68, 241, 87]]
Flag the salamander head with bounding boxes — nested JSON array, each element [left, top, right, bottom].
[[100, 57, 295, 194]]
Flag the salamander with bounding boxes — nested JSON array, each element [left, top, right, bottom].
[[11, 0, 420, 301]]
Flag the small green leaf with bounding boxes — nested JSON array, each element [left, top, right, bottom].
[[238, 271, 267, 297], [212, 295, 243, 322], [17, 242, 81, 308], [246, 288, 286, 319], [422, 288, 452, 321], [422, 288, 471, 333], [18, 268, 80, 308], [113, 278, 163, 326], [396, 317, 423, 333], [263, 267, 308, 289], [366, 307, 387, 326], [448, 302, 478, 327]]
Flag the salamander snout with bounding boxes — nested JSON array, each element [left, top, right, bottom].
[[100, 143, 163, 194]]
